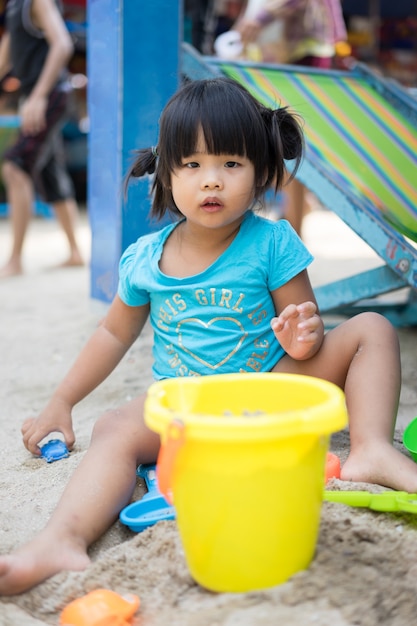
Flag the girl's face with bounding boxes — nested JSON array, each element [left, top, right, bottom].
[[170, 132, 256, 229]]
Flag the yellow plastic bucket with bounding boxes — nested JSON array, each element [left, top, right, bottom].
[[145, 373, 347, 593]]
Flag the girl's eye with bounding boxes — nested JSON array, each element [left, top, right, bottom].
[[185, 161, 199, 169], [225, 161, 239, 168]]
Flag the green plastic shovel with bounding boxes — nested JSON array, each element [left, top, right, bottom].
[[323, 490, 417, 513]]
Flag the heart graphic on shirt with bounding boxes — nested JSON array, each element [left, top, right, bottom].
[[176, 316, 248, 369]]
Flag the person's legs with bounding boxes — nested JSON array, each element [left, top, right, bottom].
[[274, 312, 417, 493], [38, 130, 84, 268], [1, 87, 84, 276], [0, 393, 160, 595], [0, 160, 35, 277], [282, 177, 308, 237], [52, 197, 84, 267]]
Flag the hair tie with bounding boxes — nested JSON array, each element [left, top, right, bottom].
[[151, 146, 158, 158]]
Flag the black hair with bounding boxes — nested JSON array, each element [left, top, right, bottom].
[[126, 77, 304, 221]]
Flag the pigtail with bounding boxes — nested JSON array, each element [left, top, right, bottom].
[[123, 147, 158, 198], [127, 147, 158, 179], [275, 107, 304, 170], [261, 105, 304, 193]]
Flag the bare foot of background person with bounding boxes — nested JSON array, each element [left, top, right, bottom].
[[0, 259, 23, 278], [51, 250, 85, 270]]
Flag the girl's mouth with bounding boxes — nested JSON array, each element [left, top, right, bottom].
[[201, 198, 223, 212]]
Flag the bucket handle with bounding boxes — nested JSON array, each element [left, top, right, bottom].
[[156, 419, 185, 505]]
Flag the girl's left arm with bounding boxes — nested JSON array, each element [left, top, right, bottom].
[[270, 270, 324, 360]]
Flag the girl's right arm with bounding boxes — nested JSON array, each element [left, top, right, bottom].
[[22, 296, 150, 455]]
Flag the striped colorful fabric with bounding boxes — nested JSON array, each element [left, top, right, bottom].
[[220, 63, 417, 243]]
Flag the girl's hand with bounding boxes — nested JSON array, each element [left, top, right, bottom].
[[21, 396, 75, 456], [271, 301, 323, 360]]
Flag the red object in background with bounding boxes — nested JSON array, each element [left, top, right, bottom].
[[380, 17, 417, 50], [325, 452, 341, 482], [226, 0, 243, 20]]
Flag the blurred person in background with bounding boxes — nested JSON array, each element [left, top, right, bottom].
[[0, 0, 84, 278], [235, 0, 349, 236]]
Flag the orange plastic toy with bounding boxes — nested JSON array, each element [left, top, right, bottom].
[[325, 452, 341, 482], [59, 589, 140, 626]]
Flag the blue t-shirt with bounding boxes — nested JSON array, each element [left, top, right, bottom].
[[118, 211, 313, 380]]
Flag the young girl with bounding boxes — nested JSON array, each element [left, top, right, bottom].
[[1, 77, 416, 596]]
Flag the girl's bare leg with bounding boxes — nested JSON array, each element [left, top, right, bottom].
[[274, 312, 417, 493], [0, 394, 160, 595]]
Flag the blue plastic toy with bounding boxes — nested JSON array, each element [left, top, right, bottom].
[[119, 463, 176, 532], [39, 439, 69, 463]]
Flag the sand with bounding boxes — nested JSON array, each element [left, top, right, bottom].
[[1, 207, 417, 625]]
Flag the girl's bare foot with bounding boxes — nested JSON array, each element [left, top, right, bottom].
[[341, 441, 417, 493], [0, 530, 90, 596]]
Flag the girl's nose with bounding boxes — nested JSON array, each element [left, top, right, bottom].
[[202, 172, 223, 189]]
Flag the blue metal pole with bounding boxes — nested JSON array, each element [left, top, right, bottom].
[[88, 0, 182, 302]]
